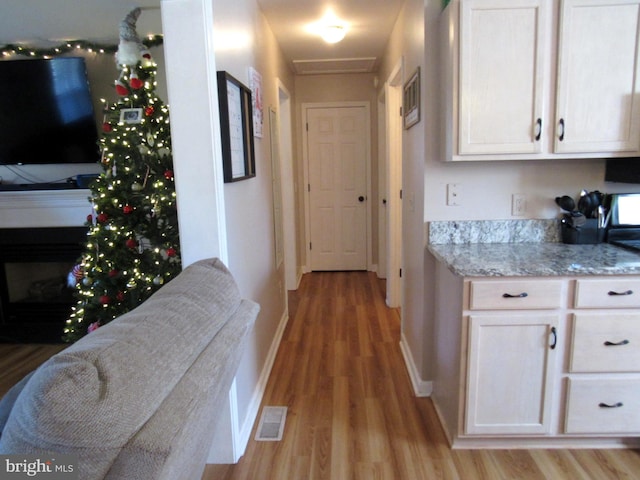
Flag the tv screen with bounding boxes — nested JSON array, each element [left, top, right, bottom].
[[0, 57, 99, 165]]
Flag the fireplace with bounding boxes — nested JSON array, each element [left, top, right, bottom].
[[0, 227, 87, 343]]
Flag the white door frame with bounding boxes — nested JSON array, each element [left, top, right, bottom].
[[302, 101, 372, 272], [377, 88, 387, 279], [385, 60, 403, 308], [275, 79, 298, 289]]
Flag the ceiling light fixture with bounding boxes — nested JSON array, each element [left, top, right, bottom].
[[321, 24, 346, 44]]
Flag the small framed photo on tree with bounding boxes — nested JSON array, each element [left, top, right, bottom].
[[120, 108, 143, 124]]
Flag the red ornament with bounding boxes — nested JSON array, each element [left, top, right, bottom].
[[166, 247, 177, 257], [102, 122, 113, 133], [86, 214, 93, 223], [126, 238, 138, 249], [143, 53, 152, 60], [130, 77, 143, 90], [145, 106, 154, 117], [164, 170, 174, 180], [115, 82, 128, 96], [97, 213, 109, 223], [99, 295, 111, 305], [123, 205, 134, 214], [116, 291, 126, 302], [108, 269, 119, 278]]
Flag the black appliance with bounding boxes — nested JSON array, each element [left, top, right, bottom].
[[605, 158, 640, 184], [606, 193, 640, 252], [0, 57, 99, 165]]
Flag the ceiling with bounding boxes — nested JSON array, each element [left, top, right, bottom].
[[0, 0, 404, 74], [256, 0, 405, 74]]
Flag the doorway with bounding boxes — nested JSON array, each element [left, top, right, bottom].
[[303, 102, 371, 271], [385, 61, 403, 308]]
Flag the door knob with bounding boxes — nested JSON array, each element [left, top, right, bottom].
[[358, 196, 365, 202]]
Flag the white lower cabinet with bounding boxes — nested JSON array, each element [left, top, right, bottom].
[[432, 266, 640, 448], [466, 314, 558, 435]]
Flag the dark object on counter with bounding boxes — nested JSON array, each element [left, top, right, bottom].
[[561, 217, 605, 244]]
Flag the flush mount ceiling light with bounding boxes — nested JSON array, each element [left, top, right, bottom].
[[321, 24, 346, 44]]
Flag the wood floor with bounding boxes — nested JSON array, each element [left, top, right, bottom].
[[2, 272, 639, 479], [203, 271, 640, 480]]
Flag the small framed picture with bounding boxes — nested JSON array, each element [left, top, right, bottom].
[[120, 108, 144, 124], [216, 71, 256, 183], [403, 67, 420, 130]]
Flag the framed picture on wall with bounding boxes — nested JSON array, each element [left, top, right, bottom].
[[216, 71, 256, 183], [403, 67, 420, 130]]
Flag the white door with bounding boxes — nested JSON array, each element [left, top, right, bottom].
[[555, 0, 640, 154], [307, 106, 368, 271], [459, 0, 548, 155]]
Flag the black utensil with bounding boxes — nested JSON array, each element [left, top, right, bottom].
[[555, 195, 576, 212], [577, 194, 593, 216]]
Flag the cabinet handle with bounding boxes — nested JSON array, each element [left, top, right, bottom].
[[550, 326, 557, 350], [558, 118, 565, 141], [535, 118, 542, 141], [599, 402, 624, 408], [608, 290, 633, 296], [502, 292, 528, 298], [604, 339, 630, 346]]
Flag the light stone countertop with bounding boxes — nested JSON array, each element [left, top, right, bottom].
[[427, 242, 640, 277]]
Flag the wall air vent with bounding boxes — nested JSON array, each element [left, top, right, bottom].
[[292, 57, 377, 75]]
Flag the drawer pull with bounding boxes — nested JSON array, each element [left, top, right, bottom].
[[607, 290, 633, 296], [550, 326, 557, 350], [598, 402, 624, 409], [604, 339, 630, 347], [502, 292, 528, 298]]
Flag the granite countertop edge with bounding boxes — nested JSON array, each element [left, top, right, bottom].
[[427, 242, 640, 278]]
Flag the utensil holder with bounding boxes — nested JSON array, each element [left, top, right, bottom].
[[561, 218, 605, 244]]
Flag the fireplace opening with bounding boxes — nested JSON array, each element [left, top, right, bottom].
[[0, 227, 87, 343]]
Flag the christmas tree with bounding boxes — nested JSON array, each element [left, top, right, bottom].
[[64, 8, 181, 342]]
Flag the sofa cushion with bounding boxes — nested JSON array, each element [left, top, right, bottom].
[[0, 258, 241, 455], [0, 371, 34, 439]]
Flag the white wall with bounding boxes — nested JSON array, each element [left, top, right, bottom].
[[211, 0, 293, 447]]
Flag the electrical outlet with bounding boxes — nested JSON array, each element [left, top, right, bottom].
[[512, 194, 526, 216], [447, 183, 460, 206]]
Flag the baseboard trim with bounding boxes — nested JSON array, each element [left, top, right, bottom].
[[399, 333, 432, 397], [234, 308, 290, 460]]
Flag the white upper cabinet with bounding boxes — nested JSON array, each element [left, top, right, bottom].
[[458, 0, 549, 155], [442, 0, 640, 161], [555, 0, 640, 154]]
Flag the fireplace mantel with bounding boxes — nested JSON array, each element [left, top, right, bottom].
[[0, 190, 92, 228]]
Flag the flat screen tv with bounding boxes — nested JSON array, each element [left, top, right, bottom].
[[0, 57, 99, 165]]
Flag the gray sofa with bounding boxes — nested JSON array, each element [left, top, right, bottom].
[[0, 258, 259, 480]]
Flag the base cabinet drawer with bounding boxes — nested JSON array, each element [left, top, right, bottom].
[[565, 378, 640, 434], [575, 279, 640, 308], [469, 280, 563, 310], [570, 314, 640, 373]]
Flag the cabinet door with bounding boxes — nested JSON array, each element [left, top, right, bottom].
[[465, 314, 558, 434], [555, 0, 640, 154], [458, 0, 549, 154]]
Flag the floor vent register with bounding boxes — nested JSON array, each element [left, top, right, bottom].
[[255, 406, 287, 441]]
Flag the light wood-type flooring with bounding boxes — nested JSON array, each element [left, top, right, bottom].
[[2, 272, 640, 479], [204, 271, 640, 480]]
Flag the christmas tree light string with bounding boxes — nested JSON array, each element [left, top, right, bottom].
[[0, 36, 163, 59]]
